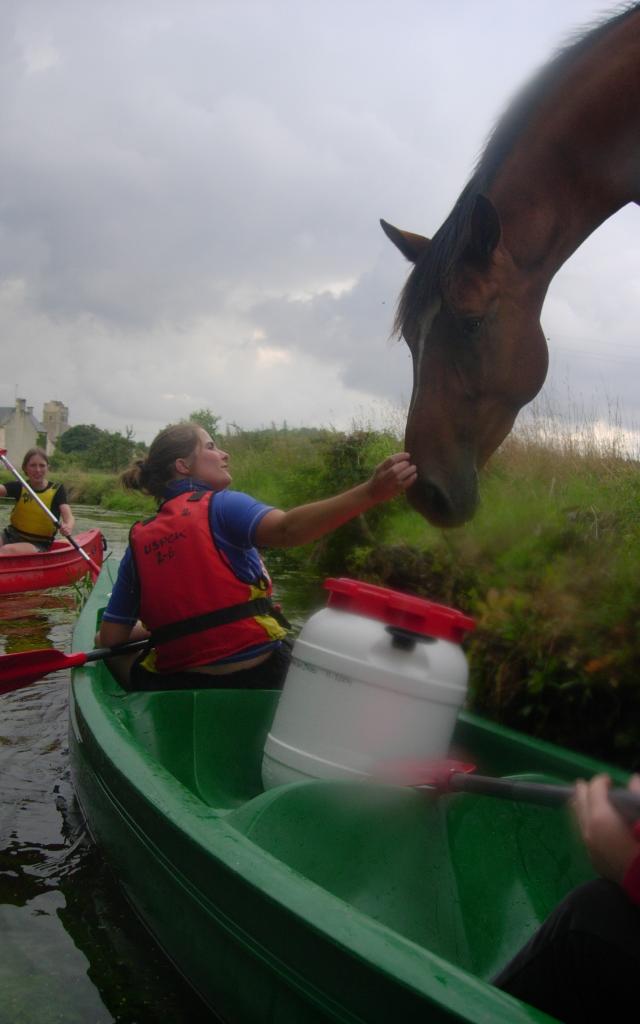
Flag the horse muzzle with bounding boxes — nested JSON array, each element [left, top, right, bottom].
[[407, 471, 479, 528]]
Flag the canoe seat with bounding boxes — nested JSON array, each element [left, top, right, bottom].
[[227, 774, 594, 979], [117, 688, 280, 808]]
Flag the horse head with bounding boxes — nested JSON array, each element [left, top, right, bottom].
[[382, 194, 549, 527]]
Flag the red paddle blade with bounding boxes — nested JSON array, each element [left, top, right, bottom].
[[372, 758, 477, 789], [0, 649, 89, 693]]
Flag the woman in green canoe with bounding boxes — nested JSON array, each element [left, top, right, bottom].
[[99, 421, 416, 691]]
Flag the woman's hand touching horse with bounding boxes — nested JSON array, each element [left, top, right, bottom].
[[366, 452, 418, 503]]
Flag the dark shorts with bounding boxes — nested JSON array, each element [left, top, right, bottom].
[[494, 878, 640, 1024], [2, 526, 53, 551], [125, 640, 293, 693]]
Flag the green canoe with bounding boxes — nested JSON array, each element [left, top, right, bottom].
[[69, 564, 629, 1023]]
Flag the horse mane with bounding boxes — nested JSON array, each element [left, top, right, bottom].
[[394, 2, 640, 338]]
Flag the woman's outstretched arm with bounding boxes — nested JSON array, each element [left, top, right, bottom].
[[254, 452, 417, 549]]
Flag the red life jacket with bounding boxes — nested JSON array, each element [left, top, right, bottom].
[[129, 490, 287, 672]]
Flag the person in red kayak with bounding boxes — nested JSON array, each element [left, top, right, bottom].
[[0, 447, 75, 555], [494, 772, 640, 1023], [98, 421, 417, 691]]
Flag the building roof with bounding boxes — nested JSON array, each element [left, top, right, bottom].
[[0, 406, 45, 431]]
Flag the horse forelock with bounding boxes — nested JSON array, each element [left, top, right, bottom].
[[394, 184, 480, 340]]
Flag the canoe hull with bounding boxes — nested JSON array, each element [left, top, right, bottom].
[[0, 529, 103, 595], [70, 715, 454, 1023], [69, 566, 629, 1023]]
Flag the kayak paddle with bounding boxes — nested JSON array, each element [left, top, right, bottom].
[[0, 448, 102, 579], [0, 639, 150, 695], [374, 757, 640, 824]]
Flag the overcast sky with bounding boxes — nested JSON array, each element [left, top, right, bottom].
[[2, 0, 638, 444]]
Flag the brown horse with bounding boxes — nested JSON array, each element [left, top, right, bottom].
[[383, 4, 640, 527]]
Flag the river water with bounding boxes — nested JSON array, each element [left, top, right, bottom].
[[0, 508, 322, 1024]]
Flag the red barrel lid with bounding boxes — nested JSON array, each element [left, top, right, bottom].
[[323, 578, 475, 644]]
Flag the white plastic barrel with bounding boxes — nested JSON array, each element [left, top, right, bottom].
[[262, 578, 475, 790]]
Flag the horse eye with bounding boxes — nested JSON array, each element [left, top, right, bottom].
[[462, 317, 483, 336]]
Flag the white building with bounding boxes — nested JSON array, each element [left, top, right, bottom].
[[42, 400, 70, 447], [0, 398, 69, 463]]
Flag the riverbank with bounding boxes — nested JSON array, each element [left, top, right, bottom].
[[356, 437, 640, 773], [3, 424, 638, 771]]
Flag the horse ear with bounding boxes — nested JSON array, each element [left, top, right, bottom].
[[380, 219, 431, 264], [468, 195, 501, 262]]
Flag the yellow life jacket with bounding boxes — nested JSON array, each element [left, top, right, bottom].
[[10, 483, 61, 542]]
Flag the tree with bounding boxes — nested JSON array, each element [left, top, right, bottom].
[[57, 423, 104, 453], [189, 408, 221, 438], [83, 428, 137, 472]]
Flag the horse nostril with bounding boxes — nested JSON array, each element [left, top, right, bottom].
[[408, 478, 454, 526], [428, 482, 451, 519], [407, 474, 477, 527]]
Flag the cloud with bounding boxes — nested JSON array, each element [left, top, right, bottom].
[[1, 0, 637, 446]]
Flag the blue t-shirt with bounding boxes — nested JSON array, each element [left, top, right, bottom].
[[102, 482, 274, 627]]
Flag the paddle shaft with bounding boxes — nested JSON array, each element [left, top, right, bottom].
[[0, 638, 151, 694], [84, 640, 151, 664], [439, 771, 640, 825], [0, 449, 101, 575]]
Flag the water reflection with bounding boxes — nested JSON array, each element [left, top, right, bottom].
[[0, 508, 215, 1022], [0, 505, 322, 1023], [0, 593, 76, 655], [0, 794, 217, 1023]]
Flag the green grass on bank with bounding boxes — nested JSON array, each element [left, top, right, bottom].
[[351, 434, 640, 773]]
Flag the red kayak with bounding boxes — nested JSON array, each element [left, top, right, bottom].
[[0, 529, 105, 596]]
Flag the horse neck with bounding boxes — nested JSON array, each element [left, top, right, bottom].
[[489, 9, 640, 286]]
